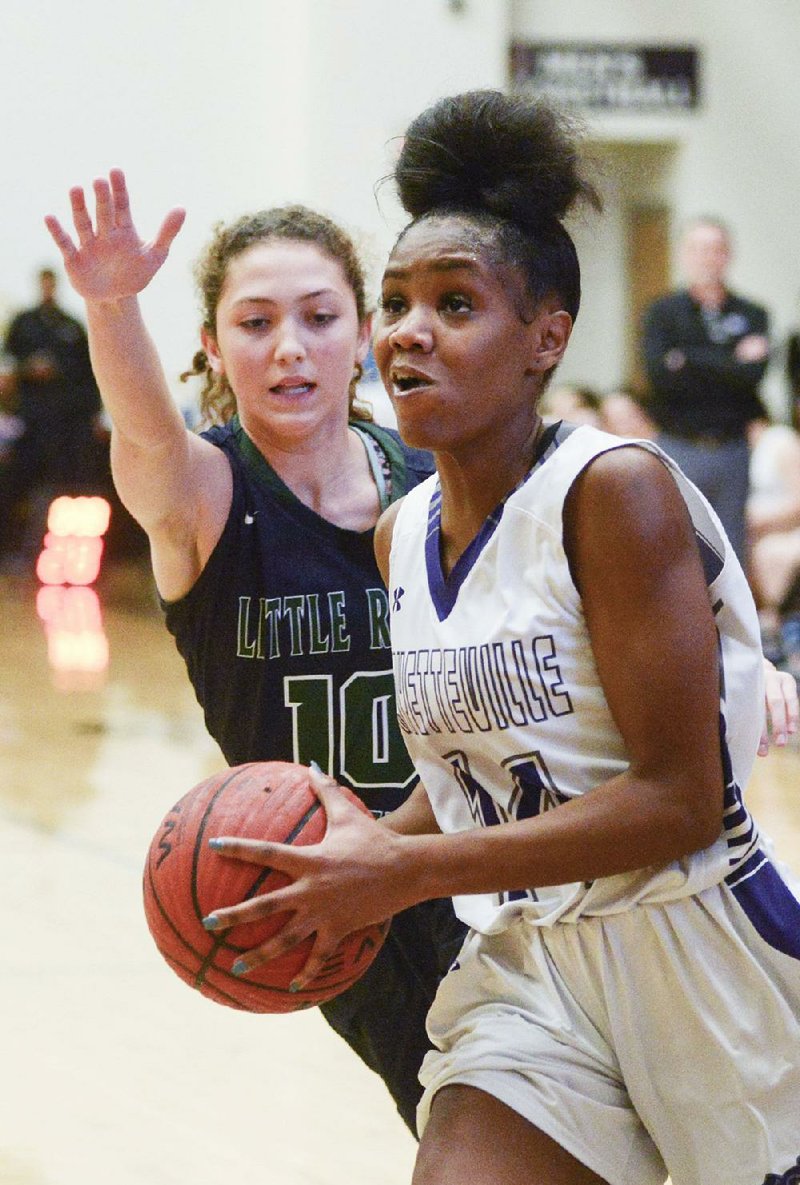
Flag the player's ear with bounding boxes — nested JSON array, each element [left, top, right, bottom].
[[201, 327, 225, 376], [526, 308, 572, 374]]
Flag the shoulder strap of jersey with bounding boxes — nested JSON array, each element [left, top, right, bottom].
[[349, 419, 413, 497], [226, 412, 429, 511], [350, 422, 392, 511], [226, 414, 300, 509]]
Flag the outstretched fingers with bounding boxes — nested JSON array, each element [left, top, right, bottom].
[[108, 168, 132, 228], [93, 176, 115, 237], [151, 206, 187, 255], [43, 214, 77, 262], [95, 170, 138, 236], [206, 834, 307, 869], [202, 881, 302, 934], [200, 837, 307, 932], [108, 166, 186, 251], [214, 894, 344, 987], [231, 912, 323, 982], [68, 185, 96, 246], [43, 170, 186, 302], [201, 768, 386, 982], [201, 850, 316, 979]]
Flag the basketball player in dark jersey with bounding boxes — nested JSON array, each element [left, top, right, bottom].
[[44, 172, 465, 1135]]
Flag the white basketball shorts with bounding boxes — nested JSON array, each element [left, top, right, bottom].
[[418, 849, 800, 1185]]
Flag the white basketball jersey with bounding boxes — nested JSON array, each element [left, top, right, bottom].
[[388, 424, 765, 934]]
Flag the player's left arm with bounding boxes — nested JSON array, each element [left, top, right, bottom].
[[552, 445, 729, 857], [379, 446, 732, 896]]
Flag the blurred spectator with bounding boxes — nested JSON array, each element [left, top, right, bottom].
[[539, 382, 602, 426], [747, 417, 800, 677], [1, 267, 108, 566], [0, 353, 25, 554], [641, 217, 770, 565], [599, 386, 656, 438], [786, 312, 800, 432]]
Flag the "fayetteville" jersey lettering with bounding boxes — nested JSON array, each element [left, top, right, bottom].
[[393, 635, 573, 736]]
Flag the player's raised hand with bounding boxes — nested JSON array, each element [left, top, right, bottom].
[[44, 168, 186, 303]]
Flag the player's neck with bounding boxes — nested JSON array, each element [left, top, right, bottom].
[[265, 425, 381, 531], [436, 420, 544, 576]]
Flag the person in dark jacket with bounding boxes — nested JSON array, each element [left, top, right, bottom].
[[641, 217, 770, 565], [2, 267, 106, 561]]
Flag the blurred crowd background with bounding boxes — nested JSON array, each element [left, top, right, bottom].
[[2, 0, 800, 670]]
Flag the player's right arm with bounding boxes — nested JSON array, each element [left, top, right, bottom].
[[45, 169, 231, 600]]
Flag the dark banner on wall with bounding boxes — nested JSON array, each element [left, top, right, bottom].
[[509, 43, 700, 112]]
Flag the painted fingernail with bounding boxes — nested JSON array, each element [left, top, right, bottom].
[[309, 761, 322, 773], [289, 981, 301, 993], [232, 959, 249, 976], [208, 838, 224, 850], [202, 914, 220, 930]]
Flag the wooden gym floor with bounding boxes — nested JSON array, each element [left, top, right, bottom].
[[1, 559, 798, 1185]]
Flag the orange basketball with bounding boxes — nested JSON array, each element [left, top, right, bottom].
[[142, 761, 389, 1012]]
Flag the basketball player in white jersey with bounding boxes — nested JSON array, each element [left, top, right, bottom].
[[201, 91, 800, 1184]]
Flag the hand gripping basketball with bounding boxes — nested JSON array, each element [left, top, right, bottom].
[[202, 766, 406, 990], [142, 762, 392, 1013]]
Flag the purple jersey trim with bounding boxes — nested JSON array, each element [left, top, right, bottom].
[[426, 486, 506, 621], [726, 849, 800, 960], [425, 422, 564, 623]]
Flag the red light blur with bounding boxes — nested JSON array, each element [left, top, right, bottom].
[[35, 496, 112, 685]]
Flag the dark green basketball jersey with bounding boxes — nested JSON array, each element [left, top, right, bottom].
[[162, 416, 433, 815]]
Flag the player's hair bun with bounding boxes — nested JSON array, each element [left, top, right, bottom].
[[394, 90, 600, 231]]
